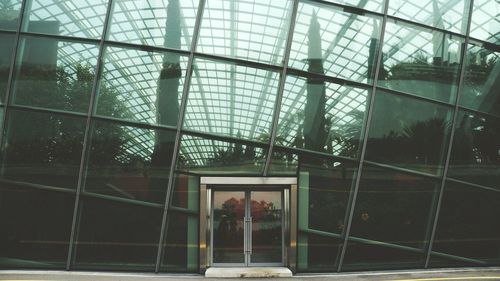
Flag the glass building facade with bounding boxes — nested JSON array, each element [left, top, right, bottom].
[[0, 0, 499, 274]]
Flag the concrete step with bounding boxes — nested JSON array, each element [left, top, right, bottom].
[[205, 267, 293, 278]]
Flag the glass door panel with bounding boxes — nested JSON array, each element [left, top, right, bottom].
[[212, 191, 245, 264], [250, 191, 283, 264]]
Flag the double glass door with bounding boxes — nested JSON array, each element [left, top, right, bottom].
[[211, 190, 283, 266]]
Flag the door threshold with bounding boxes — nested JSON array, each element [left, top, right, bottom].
[[205, 267, 293, 278]]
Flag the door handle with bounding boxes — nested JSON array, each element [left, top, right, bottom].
[[248, 216, 252, 255]]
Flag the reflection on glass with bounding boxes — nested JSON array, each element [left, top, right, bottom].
[[298, 233, 342, 272], [299, 153, 356, 235], [470, 0, 500, 43], [1, 109, 86, 189], [388, 0, 468, 34], [448, 110, 500, 189], [0, 184, 74, 269], [268, 148, 298, 176], [0, 0, 21, 31], [290, 1, 381, 83], [0, 33, 15, 103], [350, 166, 439, 249], [74, 197, 162, 271], [431, 181, 500, 266], [212, 191, 245, 264], [379, 20, 463, 104], [11, 36, 99, 112], [23, 0, 108, 39], [342, 240, 426, 271], [162, 212, 199, 272], [84, 120, 176, 204], [177, 135, 266, 175], [325, 0, 384, 13], [278, 75, 368, 158], [184, 58, 279, 142], [250, 191, 282, 263], [170, 174, 199, 210], [197, 0, 292, 65], [96, 46, 187, 126], [108, 0, 198, 51], [365, 90, 452, 174], [460, 43, 500, 117]]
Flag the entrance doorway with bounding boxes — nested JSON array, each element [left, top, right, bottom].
[[211, 190, 283, 266], [199, 177, 297, 272]]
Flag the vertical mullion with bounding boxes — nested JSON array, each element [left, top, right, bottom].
[[154, 0, 206, 272], [0, 0, 30, 156], [65, 0, 115, 270], [336, 0, 390, 272], [262, 0, 299, 176], [424, 0, 474, 268]]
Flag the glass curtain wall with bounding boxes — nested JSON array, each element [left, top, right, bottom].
[[0, 0, 498, 273]]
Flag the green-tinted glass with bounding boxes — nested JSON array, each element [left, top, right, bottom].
[[297, 232, 343, 272], [470, 0, 500, 43], [0, 184, 74, 269], [177, 134, 266, 175], [84, 120, 176, 204], [197, 0, 293, 65], [183, 58, 279, 142], [388, 0, 469, 34], [1, 109, 86, 189], [0, 33, 15, 103], [22, 0, 108, 39], [161, 212, 199, 272], [431, 181, 500, 266], [290, 1, 382, 83], [460, 42, 500, 117], [107, 0, 198, 51], [11, 35, 99, 113], [448, 109, 500, 190], [378, 20, 463, 104], [96, 45, 187, 127], [349, 166, 439, 248], [365, 90, 452, 174], [74, 197, 162, 271], [278, 74, 369, 158], [0, 0, 22, 31], [325, 0, 385, 13]]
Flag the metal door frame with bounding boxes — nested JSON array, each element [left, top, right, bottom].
[[200, 177, 297, 273]]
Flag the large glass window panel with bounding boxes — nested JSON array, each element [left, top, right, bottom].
[[469, 0, 500, 43], [11, 36, 99, 113], [278, 75, 369, 158], [184, 58, 279, 142], [0, 0, 22, 31], [74, 197, 162, 271], [365, 90, 452, 174], [0, 33, 15, 103], [460, 42, 500, 117], [298, 153, 356, 235], [108, 0, 198, 51], [297, 232, 343, 272], [431, 181, 500, 266], [342, 240, 426, 271], [290, 1, 382, 83], [161, 212, 199, 272], [0, 184, 74, 269], [268, 148, 298, 176], [324, 0, 384, 13], [197, 0, 293, 65], [379, 20, 463, 104], [448, 110, 500, 189], [170, 173, 199, 210], [0, 109, 86, 189], [177, 134, 266, 175], [22, 0, 109, 39], [84, 120, 176, 204], [349, 166, 439, 249], [388, 0, 469, 34], [96, 46, 187, 126]]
